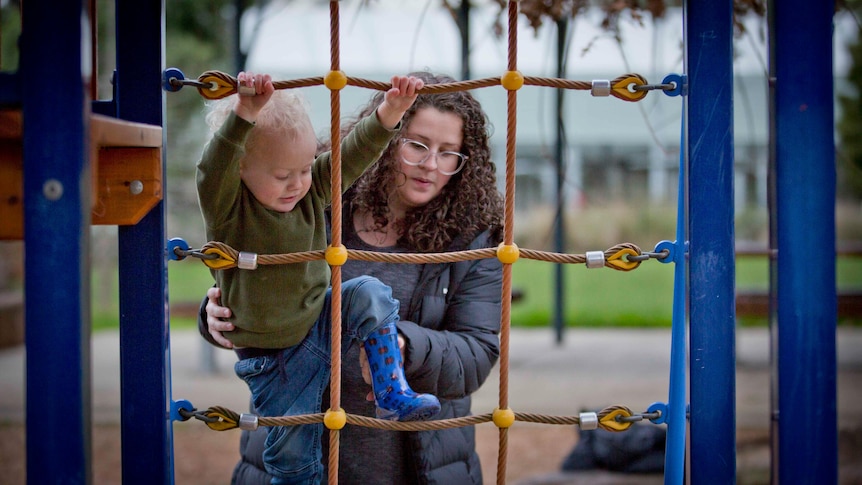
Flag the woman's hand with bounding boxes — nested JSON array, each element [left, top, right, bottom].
[[359, 333, 406, 402], [205, 287, 236, 349]]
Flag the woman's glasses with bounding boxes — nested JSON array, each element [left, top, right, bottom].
[[399, 138, 467, 175]]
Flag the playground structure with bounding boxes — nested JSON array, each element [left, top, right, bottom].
[[0, 1, 838, 484]]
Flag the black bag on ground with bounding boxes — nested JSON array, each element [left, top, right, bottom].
[[561, 424, 666, 474]]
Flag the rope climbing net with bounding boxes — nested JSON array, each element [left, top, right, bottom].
[[165, 2, 684, 484]]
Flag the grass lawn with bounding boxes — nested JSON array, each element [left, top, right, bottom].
[[91, 254, 862, 331], [511, 255, 861, 328]]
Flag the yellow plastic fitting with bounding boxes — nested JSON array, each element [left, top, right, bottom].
[[501, 70, 524, 91], [204, 408, 238, 431], [197, 73, 236, 100], [201, 246, 237, 270], [492, 407, 516, 428], [611, 76, 648, 101], [497, 243, 520, 264], [324, 408, 347, 430], [324, 70, 348, 91], [606, 247, 640, 271], [599, 408, 633, 432], [325, 244, 348, 266]]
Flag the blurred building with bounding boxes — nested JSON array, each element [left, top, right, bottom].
[[243, 1, 854, 213]]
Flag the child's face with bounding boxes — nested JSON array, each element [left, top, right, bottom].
[[241, 128, 317, 213]]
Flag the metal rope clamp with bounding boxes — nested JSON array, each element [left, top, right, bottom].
[[238, 413, 259, 431], [237, 251, 258, 270], [579, 411, 599, 430], [585, 251, 605, 269], [591, 80, 611, 97]]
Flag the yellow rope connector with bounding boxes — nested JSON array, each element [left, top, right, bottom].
[[202, 245, 237, 270], [599, 407, 634, 432], [204, 407, 240, 431], [612, 75, 648, 102], [492, 407, 516, 428], [324, 70, 348, 90], [501, 70, 524, 91], [324, 408, 347, 429], [497, 243, 520, 264], [325, 244, 348, 266], [606, 247, 640, 271], [197, 71, 238, 100]]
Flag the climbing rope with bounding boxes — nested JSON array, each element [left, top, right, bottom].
[[175, 403, 661, 434], [171, 240, 666, 272], [167, 69, 661, 103], [165, 2, 686, 484]]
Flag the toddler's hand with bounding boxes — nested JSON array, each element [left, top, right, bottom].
[[375, 75, 424, 129], [234, 71, 275, 123], [385, 76, 424, 113]]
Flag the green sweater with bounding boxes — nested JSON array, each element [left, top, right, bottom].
[[196, 112, 396, 349]]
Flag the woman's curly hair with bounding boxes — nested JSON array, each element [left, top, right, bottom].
[[333, 72, 504, 252]]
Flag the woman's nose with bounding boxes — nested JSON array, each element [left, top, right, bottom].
[[421, 152, 440, 170]]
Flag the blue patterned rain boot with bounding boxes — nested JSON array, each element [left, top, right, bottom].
[[363, 322, 441, 421]]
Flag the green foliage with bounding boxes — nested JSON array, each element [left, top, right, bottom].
[[838, 256, 862, 290], [166, 0, 234, 78], [838, 20, 862, 199], [0, 1, 21, 71]]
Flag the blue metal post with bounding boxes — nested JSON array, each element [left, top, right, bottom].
[[664, 123, 688, 484], [553, 17, 568, 345], [114, 1, 174, 483], [685, 0, 737, 482], [20, 1, 92, 483], [769, 1, 837, 482], [0, 73, 21, 105]]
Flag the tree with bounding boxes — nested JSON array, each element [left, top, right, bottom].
[[0, 0, 21, 71], [837, 2, 862, 199]]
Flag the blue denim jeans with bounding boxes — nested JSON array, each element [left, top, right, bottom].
[[233, 275, 399, 485]]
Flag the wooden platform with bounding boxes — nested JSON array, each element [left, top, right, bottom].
[[0, 109, 163, 240]]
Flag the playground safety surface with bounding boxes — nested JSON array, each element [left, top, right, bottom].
[[1, 327, 861, 484]]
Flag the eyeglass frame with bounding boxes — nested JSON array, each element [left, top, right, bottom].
[[397, 137, 468, 176]]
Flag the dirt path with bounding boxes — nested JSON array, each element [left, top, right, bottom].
[[1, 423, 573, 485], [2, 423, 861, 484]]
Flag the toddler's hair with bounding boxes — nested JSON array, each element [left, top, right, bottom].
[[204, 89, 315, 149]]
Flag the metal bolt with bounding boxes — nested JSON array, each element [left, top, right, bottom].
[[129, 180, 144, 195], [42, 179, 64, 201]]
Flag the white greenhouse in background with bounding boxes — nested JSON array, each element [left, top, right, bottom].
[[242, 1, 855, 214]]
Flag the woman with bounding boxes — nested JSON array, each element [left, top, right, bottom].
[[200, 72, 504, 484]]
